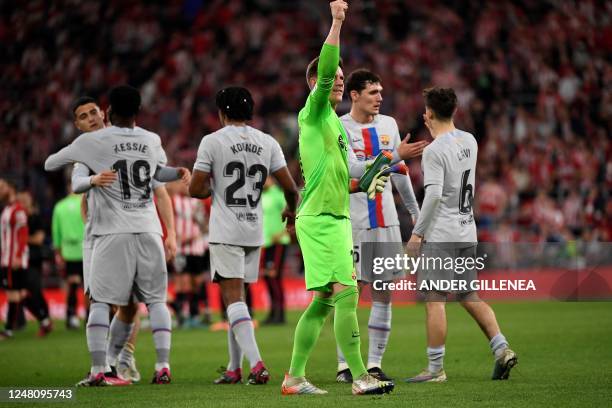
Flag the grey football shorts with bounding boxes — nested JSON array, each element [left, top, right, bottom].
[[88, 232, 167, 305], [353, 226, 406, 283], [209, 243, 260, 284]]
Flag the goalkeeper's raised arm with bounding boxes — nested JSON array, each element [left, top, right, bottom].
[[302, 0, 347, 121]]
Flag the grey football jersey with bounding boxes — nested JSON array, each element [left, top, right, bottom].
[[422, 128, 477, 242], [72, 161, 164, 242], [45, 126, 167, 236], [193, 125, 287, 247]]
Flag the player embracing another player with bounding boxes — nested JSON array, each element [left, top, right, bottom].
[[45, 85, 190, 386]]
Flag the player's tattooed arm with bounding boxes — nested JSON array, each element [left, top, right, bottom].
[[189, 170, 212, 199]]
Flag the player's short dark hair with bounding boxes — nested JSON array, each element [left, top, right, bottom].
[[306, 56, 344, 86], [215, 87, 254, 121], [109, 85, 141, 118], [423, 87, 457, 121], [72, 96, 98, 118], [346, 69, 381, 94]]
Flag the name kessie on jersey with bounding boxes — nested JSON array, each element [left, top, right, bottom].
[[113, 142, 149, 154]]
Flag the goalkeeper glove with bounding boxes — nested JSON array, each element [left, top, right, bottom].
[[366, 165, 390, 200]]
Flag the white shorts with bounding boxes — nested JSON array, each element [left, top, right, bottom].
[[353, 226, 405, 283], [209, 243, 260, 284], [89, 233, 167, 306]]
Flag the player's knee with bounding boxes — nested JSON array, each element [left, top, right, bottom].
[[219, 278, 244, 305]]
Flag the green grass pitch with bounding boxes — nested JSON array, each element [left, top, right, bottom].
[[1, 302, 611, 407]]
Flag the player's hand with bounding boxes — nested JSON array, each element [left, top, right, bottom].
[[177, 167, 191, 184], [164, 233, 177, 262], [91, 170, 117, 187], [366, 165, 390, 200], [397, 133, 429, 160], [330, 0, 348, 21], [406, 234, 422, 259], [282, 208, 296, 234]]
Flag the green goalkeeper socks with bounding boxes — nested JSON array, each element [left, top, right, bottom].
[[289, 295, 334, 377], [288, 286, 367, 380], [333, 286, 367, 379]]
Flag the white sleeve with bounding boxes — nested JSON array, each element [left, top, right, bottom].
[[422, 147, 444, 187], [71, 163, 93, 194], [45, 139, 85, 171], [412, 184, 442, 237], [348, 145, 369, 178], [193, 136, 213, 173], [391, 173, 420, 218], [270, 140, 287, 173]]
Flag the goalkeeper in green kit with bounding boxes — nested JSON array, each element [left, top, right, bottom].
[[281, 0, 426, 396]]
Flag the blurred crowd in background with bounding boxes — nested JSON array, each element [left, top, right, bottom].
[[1, 0, 610, 251]]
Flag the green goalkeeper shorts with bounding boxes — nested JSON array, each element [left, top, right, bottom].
[[296, 214, 356, 292]]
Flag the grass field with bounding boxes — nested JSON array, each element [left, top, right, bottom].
[[1, 302, 611, 407]]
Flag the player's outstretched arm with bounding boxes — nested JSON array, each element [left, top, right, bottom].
[[325, 0, 347, 47], [307, 1, 347, 115], [189, 170, 212, 199], [272, 167, 299, 228], [396, 133, 429, 161], [347, 136, 428, 179]]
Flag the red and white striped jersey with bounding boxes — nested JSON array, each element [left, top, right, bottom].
[[1, 202, 29, 269], [172, 194, 207, 256]]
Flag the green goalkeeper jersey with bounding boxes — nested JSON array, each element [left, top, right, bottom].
[[297, 43, 350, 219], [51, 193, 84, 261]]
